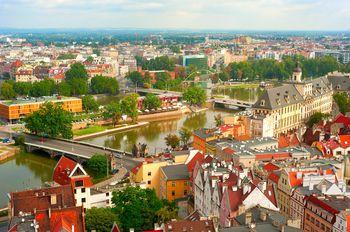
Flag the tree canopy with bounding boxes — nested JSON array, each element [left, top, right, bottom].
[[24, 102, 73, 139], [112, 187, 163, 231], [91, 75, 119, 95], [334, 93, 350, 114], [183, 86, 207, 106], [120, 93, 139, 122], [86, 154, 108, 179], [103, 101, 122, 126], [0, 82, 16, 99], [143, 93, 161, 110], [306, 112, 330, 128], [65, 63, 89, 95], [85, 207, 118, 232], [165, 134, 180, 149], [82, 95, 99, 112]]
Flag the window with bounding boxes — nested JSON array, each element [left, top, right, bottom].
[[81, 188, 85, 193], [106, 192, 109, 197], [147, 180, 151, 185], [82, 198, 86, 203], [172, 191, 175, 196], [172, 181, 176, 187], [184, 181, 188, 186], [74, 189, 77, 194], [148, 172, 152, 176], [75, 180, 83, 187], [184, 190, 188, 195]]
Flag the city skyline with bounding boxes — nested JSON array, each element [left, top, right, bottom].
[[1, 0, 350, 30]]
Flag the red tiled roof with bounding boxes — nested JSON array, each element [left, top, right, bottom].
[[10, 185, 76, 217], [50, 207, 85, 232], [339, 135, 350, 148], [131, 162, 143, 175], [268, 172, 280, 184], [263, 163, 280, 173], [223, 147, 235, 155], [334, 114, 350, 126], [186, 152, 204, 173], [307, 195, 339, 216], [53, 156, 78, 186]]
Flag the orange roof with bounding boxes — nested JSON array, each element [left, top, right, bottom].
[[339, 135, 350, 148]]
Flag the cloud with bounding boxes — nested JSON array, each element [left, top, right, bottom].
[[0, 0, 349, 30]]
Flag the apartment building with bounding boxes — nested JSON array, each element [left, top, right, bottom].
[[252, 64, 333, 137], [0, 96, 82, 122]]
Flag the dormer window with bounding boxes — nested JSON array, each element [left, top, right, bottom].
[[260, 100, 265, 106], [337, 85, 340, 90], [284, 95, 290, 103]]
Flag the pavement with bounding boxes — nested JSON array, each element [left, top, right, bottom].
[[24, 134, 141, 171], [93, 167, 128, 188]]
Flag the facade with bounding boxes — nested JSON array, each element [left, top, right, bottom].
[[53, 156, 112, 209], [0, 96, 82, 121], [193, 128, 223, 153], [159, 164, 190, 201], [130, 159, 168, 197], [182, 55, 208, 70], [252, 65, 333, 137], [304, 195, 350, 232]]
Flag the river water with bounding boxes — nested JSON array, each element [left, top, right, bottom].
[[0, 108, 234, 207]]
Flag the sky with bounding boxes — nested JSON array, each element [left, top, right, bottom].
[[0, 0, 349, 30]]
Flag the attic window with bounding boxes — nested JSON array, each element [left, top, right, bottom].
[[260, 100, 265, 106], [277, 93, 280, 96], [284, 95, 290, 103], [276, 99, 281, 105], [337, 85, 340, 90]]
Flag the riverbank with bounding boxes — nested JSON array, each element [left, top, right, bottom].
[[74, 121, 150, 140], [0, 145, 20, 162]]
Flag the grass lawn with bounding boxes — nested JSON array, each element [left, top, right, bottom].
[[73, 125, 107, 136], [227, 83, 260, 89]]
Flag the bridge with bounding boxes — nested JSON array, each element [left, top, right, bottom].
[[23, 134, 140, 171], [211, 98, 255, 109], [121, 87, 182, 97]]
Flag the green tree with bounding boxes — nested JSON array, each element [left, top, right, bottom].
[[65, 63, 89, 95], [112, 187, 163, 232], [143, 93, 161, 110], [85, 207, 118, 232], [30, 79, 56, 97], [179, 127, 191, 147], [57, 81, 71, 96], [120, 93, 139, 123], [156, 205, 178, 225], [91, 75, 119, 95], [86, 56, 94, 63], [13, 82, 32, 96], [334, 93, 350, 114], [126, 71, 144, 86], [23, 102, 73, 139], [93, 48, 101, 56], [86, 154, 108, 178], [103, 101, 122, 126], [0, 82, 17, 99], [214, 114, 224, 127], [165, 134, 180, 149], [82, 95, 99, 112], [306, 112, 330, 128], [183, 86, 207, 106]]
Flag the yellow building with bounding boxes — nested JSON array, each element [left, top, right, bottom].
[[160, 164, 190, 201], [252, 64, 333, 137], [0, 96, 82, 122], [130, 160, 168, 197]]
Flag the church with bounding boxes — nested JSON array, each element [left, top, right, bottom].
[[252, 63, 333, 137]]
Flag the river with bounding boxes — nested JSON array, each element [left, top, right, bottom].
[[0, 108, 235, 207]]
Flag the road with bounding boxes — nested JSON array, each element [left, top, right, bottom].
[[24, 134, 141, 171]]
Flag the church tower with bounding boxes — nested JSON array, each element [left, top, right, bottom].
[[292, 62, 302, 82]]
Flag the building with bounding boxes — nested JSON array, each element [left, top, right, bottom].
[[52, 156, 113, 209], [252, 64, 333, 137], [7, 185, 85, 232], [313, 50, 350, 64], [193, 128, 223, 154], [182, 55, 208, 70], [304, 195, 350, 232], [160, 164, 190, 201], [130, 159, 168, 197], [164, 219, 215, 232], [0, 96, 82, 122]]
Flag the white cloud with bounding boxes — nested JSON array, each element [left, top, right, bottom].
[[0, 0, 349, 30]]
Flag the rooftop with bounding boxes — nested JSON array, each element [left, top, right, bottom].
[[161, 164, 189, 180], [0, 95, 81, 106]]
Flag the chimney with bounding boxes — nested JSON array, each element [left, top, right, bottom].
[[245, 211, 252, 225], [50, 194, 57, 205], [260, 211, 267, 222], [72, 225, 74, 232], [309, 184, 314, 191]]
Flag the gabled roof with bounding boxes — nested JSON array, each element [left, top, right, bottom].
[[253, 84, 304, 110], [161, 164, 189, 181], [53, 156, 78, 186], [263, 162, 280, 173]]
